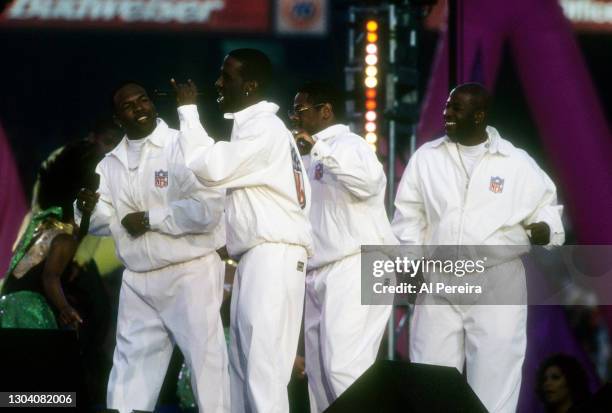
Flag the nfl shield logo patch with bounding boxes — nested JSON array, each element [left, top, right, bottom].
[[314, 163, 324, 180], [489, 176, 504, 193], [155, 170, 168, 188]]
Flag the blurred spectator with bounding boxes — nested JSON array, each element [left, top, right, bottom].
[[2, 139, 102, 321], [12, 117, 124, 279], [88, 116, 124, 156], [0, 139, 111, 405], [536, 353, 591, 413], [29, 116, 122, 214]]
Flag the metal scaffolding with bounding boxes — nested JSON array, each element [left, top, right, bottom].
[[344, 0, 427, 360]]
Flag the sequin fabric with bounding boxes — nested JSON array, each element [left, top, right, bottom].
[[7, 207, 63, 278], [0, 291, 58, 329], [12, 220, 73, 279]]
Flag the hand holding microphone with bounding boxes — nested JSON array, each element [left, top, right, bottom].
[[292, 129, 315, 156], [170, 78, 199, 106], [76, 173, 100, 240]]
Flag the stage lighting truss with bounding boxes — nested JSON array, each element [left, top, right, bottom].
[[365, 18, 379, 152], [345, 3, 422, 159], [344, 0, 427, 363]]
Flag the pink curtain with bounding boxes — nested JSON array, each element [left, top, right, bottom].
[[0, 121, 27, 276]]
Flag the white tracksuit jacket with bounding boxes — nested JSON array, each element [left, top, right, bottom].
[[177, 103, 313, 258], [303, 124, 396, 412], [75, 119, 226, 272], [392, 126, 564, 413], [392, 126, 564, 247], [305, 124, 397, 269]]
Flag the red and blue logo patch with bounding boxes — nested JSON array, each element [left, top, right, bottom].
[[314, 163, 324, 180], [489, 176, 504, 193], [155, 170, 168, 188]]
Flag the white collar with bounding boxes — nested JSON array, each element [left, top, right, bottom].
[[108, 118, 168, 168], [313, 124, 350, 142], [432, 126, 511, 157], [223, 101, 279, 128]]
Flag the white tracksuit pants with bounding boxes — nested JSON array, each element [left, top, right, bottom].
[[229, 243, 307, 413], [304, 253, 392, 413], [410, 258, 527, 413], [107, 252, 229, 413]]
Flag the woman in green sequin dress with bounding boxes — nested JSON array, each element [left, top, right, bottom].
[[1, 139, 104, 329]]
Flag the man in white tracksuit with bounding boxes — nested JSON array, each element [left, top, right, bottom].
[[392, 83, 564, 412], [172, 49, 312, 413], [76, 82, 229, 413], [290, 82, 397, 412]]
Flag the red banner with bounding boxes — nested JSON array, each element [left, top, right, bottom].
[[0, 0, 270, 32]]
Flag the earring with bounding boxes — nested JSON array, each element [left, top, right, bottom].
[[245, 91, 249, 96]]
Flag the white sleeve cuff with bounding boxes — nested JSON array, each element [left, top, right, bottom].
[[535, 205, 565, 247], [148, 207, 170, 230], [177, 104, 200, 126]]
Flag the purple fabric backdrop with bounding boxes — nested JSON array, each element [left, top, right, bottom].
[[0, 120, 27, 277]]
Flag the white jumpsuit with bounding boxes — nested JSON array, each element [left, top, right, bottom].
[[302, 124, 398, 412], [392, 126, 564, 413], [76, 119, 229, 413], [178, 103, 313, 413]]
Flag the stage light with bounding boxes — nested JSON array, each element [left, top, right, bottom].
[[365, 132, 378, 143], [365, 76, 378, 88], [365, 54, 378, 65], [363, 19, 379, 152], [366, 20, 378, 32]]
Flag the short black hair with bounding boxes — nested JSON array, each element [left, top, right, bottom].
[[38, 139, 103, 221], [535, 353, 591, 407], [110, 81, 149, 111], [297, 81, 346, 122], [453, 82, 490, 113], [228, 48, 272, 94]]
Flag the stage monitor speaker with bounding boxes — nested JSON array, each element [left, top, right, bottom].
[[0, 328, 85, 411], [326, 361, 487, 413]]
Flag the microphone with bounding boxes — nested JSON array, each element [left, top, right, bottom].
[[153, 89, 206, 97], [78, 173, 100, 240]]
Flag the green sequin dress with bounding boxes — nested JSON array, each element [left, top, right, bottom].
[[0, 215, 72, 330], [0, 291, 57, 329]]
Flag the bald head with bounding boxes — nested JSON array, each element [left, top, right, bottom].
[[443, 83, 490, 145], [452, 83, 490, 115]]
